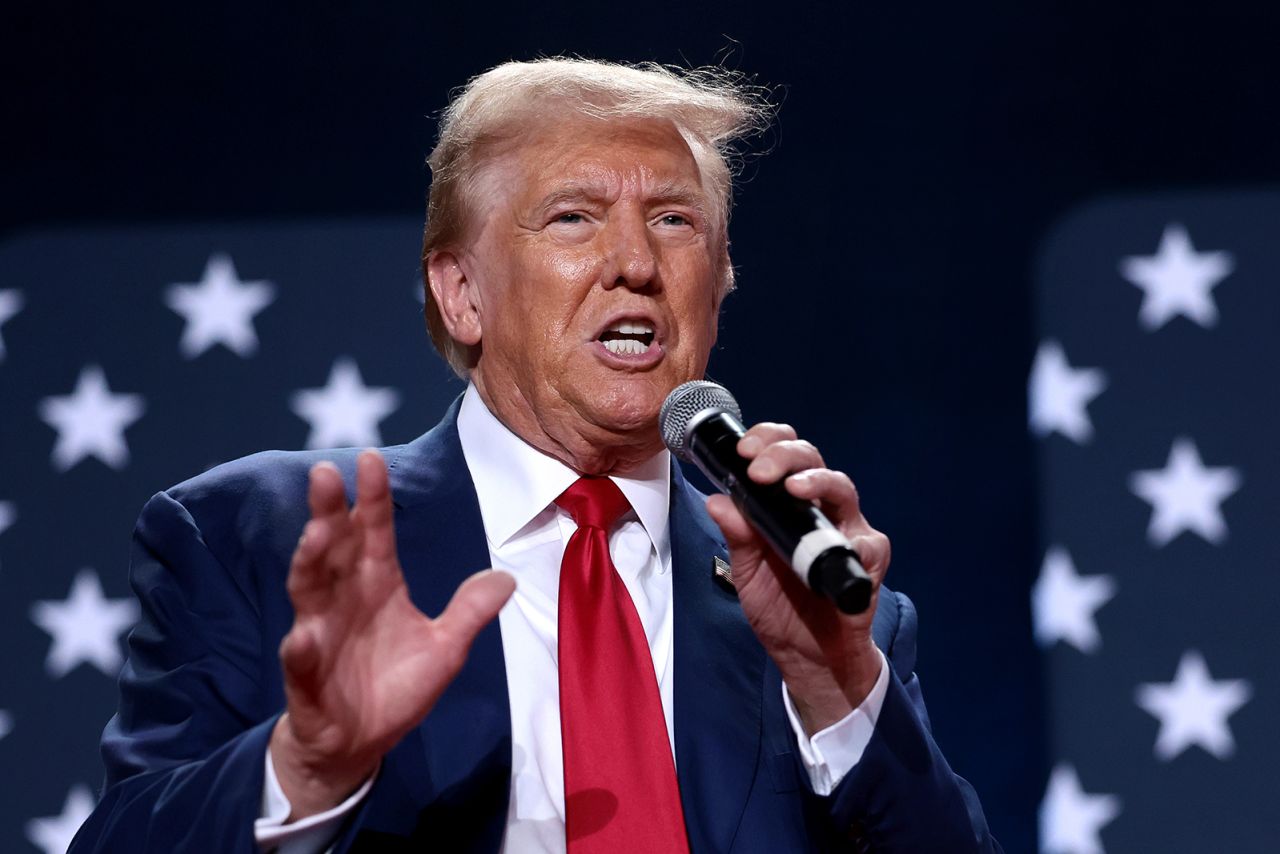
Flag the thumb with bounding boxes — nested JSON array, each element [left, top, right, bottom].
[[434, 569, 516, 654], [705, 494, 760, 550]]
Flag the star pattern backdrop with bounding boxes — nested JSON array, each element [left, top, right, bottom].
[[1029, 192, 1279, 853], [3, 198, 1277, 853], [0, 220, 464, 853]]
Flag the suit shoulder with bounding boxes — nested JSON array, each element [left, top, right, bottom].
[[169, 443, 419, 503], [167, 447, 351, 506], [150, 445, 409, 553]]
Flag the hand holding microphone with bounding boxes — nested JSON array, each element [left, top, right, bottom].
[[660, 381, 876, 615]]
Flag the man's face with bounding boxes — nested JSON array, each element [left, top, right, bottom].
[[461, 116, 721, 460]]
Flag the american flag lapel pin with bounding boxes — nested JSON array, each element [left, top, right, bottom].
[[712, 555, 735, 593]]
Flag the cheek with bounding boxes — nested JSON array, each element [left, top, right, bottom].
[[669, 258, 720, 342], [521, 248, 603, 325], [546, 251, 601, 286]]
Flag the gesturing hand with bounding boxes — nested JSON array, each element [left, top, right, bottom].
[[270, 450, 515, 819], [704, 423, 891, 736]]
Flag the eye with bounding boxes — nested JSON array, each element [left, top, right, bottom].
[[555, 212, 585, 224], [658, 213, 691, 227]]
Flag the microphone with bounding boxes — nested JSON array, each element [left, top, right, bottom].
[[660, 381, 873, 615]]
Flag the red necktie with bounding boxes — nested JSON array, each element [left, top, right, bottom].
[[555, 477, 690, 853]]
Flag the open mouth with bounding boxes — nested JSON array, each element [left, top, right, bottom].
[[598, 321, 656, 356]]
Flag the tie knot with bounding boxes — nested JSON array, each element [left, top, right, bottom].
[[555, 477, 631, 531]]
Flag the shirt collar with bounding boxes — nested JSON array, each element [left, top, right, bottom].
[[456, 384, 671, 564]]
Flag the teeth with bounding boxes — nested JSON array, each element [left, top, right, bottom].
[[609, 321, 654, 335], [603, 339, 649, 356]]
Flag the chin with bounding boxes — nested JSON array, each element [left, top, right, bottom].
[[583, 378, 666, 435]]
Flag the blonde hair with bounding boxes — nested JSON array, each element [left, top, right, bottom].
[[420, 57, 772, 375]]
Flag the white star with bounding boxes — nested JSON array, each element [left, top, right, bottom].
[[1032, 546, 1115, 654], [290, 357, 400, 449], [38, 365, 146, 471], [1039, 764, 1120, 854], [0, 709, 12, 741], [1119, 223, 1233, 330], [1028, 341, 1107, 443], [0, 500, 13, 537], [0, 288, 22, 361], [1129, 437, 1241, 546], [25, 784, 95, 854], [1136, 650, 1251, 761], [165, 253, 276, 358], [30, 568, 139, 678], [0, 500, 14, 573]]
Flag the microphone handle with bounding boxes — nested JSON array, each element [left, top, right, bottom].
[[687, 411, 873, 614]]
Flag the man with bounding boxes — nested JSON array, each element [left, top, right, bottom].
[[73, 59, 999, 851]]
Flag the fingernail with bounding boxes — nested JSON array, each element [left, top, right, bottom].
[[739, 436, 761, 455]]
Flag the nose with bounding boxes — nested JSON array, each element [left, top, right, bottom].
[[600, 209, 658, 291]]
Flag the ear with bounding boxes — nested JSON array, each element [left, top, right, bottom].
[[427, 249, 483, 347], [708, 249, 733, 347]]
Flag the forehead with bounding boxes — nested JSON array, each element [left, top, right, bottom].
[[499, 115, 707, 203]]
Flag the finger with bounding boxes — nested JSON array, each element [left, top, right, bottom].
[[736, 422, 798, 460], [288, 464, 358, 602], [747, 439, 825, 484], [705, 493, 758, 550], [849, 530, 891, 578], [353, 450, 396, 562], [308, 462, 348, 520], [708, 493, 819, 601], [785, 468, 862, 521], [432, 570, 517, 668], [287, 463, 364, 611], [279, 620, 323, 685], [321, 518, 364, 581], [288, 517, 336, 603]]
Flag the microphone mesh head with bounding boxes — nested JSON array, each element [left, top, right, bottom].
[[660, 380, 742, 458]]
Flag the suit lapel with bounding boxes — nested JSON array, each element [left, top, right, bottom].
[[361, 405, 792, 849], [359, 400, 512, 849], [670, 464, 766, 854], [366, 408, 905, 853]]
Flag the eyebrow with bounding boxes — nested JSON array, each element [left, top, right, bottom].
[[647, 181, 709, 215], [533, 180, 709, 217], [534, 184, 609, 212]]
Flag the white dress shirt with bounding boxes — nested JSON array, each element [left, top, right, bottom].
[[256, 385, 889, 853]]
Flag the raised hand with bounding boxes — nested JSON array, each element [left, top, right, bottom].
[[704, 423, 891, 735], [269, 450, 515, 819]]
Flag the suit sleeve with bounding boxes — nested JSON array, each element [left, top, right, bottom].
[[819, 591, 1003, 853], [70, 489, 279, 852]]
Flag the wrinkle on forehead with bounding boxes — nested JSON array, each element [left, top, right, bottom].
[[464, 114, 716, 238], [523, 119, 702, 190]]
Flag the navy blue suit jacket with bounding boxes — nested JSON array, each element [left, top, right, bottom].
[[73, 403, 1000, 852]]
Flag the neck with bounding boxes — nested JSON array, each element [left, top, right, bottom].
[[471, 376, 663, 477]]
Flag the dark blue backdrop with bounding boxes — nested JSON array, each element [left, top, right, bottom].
[[5, 3, 1280, 852]]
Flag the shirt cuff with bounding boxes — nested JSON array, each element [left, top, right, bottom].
[[782, 647, 890, 796], [255, 746, 376, 854]]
